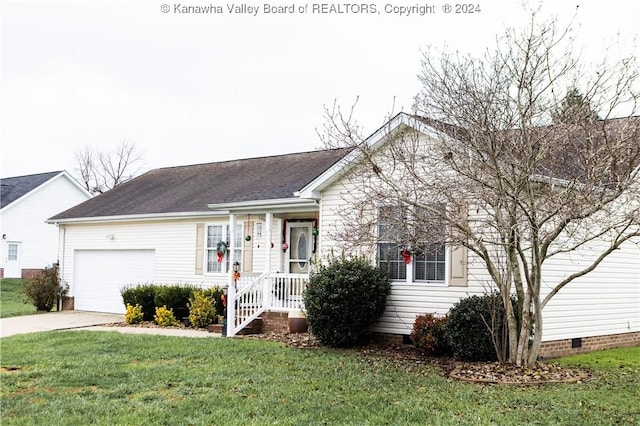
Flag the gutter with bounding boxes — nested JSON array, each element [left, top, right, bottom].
[[46, 210, 227, 225]]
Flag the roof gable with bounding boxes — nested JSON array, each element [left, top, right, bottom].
[[1, 171, 64, 210], [50, 148, 351, 221], [297, 113, 441, 197]]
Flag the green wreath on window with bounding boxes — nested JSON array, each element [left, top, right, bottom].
[[216, 241, 228, 263]]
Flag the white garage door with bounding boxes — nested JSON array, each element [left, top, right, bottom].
[[74, 250, 155, 314]]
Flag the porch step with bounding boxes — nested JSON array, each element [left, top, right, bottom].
[[206, 318, 263, 335], [207, 324, 223, 333], [237, 318, 263, 335]]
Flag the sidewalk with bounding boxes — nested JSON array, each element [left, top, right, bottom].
[[0, 311, 220, 338]]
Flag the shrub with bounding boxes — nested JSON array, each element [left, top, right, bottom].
[[121, 284, 157, 321], [303, 256, 390, 347], [23, 264, 63, 311], [125, 304, 144, 324], [188, 291, 217, 328], [201, 286, 225, 317], [154, 285, 198, 319], [410, 313, 451, 356], [154, 305, 178, 327], [445, 293, 507, 361]]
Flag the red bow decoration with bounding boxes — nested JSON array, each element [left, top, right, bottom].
[[401, 249, 411, 264]]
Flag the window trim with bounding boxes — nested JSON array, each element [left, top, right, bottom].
[[204, 223, 243, 275], [375, 205, 448, 285]]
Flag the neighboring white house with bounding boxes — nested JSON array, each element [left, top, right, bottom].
[[47, 115, 639, 357], [1, 171, 92, 278]]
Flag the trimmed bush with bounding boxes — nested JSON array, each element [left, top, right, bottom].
[[445, 293, 507, 361], [121, 284, 157, 321], [154, 285, 198, 319], [188, 291, 217, 328], [410, 313, 451, 356], [121, 284, 223, 322], [303, 256, 390, 348], [23, 264, 63, 311], [200, 286, 225, 318], [154, 306, 178, 326], [125, 304, 144, 324]]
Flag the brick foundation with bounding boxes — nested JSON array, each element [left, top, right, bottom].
[[539, 332, 640, 359], [21, 269, 45, 279], [371, 332, 405, 346], [61, 296, 75, 311], [0, 268, 4, 278], [261, 311, 290, 334]]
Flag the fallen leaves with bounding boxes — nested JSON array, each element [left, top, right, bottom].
[[240, 332, 593, 385]]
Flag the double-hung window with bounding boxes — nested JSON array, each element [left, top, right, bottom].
[[376, 205, 446, 283], [206, 223, 243, 274]]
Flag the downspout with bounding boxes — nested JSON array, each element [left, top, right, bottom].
[[58, 224, 66, 311]]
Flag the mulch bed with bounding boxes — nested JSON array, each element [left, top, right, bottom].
[[239, 331, 593, 385], [106, 323, 592, 385]]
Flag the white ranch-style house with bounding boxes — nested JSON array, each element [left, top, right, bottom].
[[48, 114, 640, 357]]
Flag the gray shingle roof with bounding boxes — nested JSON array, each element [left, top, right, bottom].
[[49, 149, 351, 220], [1, 171, 63, 209]]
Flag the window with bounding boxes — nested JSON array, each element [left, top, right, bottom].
[[377, 206, 408, 281], [7, 243, 18, 261], [378, 243, 406, 280], [206, 223, 243, 274], [414, 243, 446, 282], [376, 205, 446, 283]]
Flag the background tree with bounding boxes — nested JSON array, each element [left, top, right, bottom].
[[552, 87, 599, 124], [74, 140, 144, 194], [320, 9, 640, 366]]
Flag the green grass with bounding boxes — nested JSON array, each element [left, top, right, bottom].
[[0, 279, 38, 318], [1, 332, 638, 425], [556, 346, 640, 369]]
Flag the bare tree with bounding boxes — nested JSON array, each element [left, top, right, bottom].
[[320, 9, 640, 366], [74, 140, 144, 194]]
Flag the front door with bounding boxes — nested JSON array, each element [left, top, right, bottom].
[[4, 242, 21, 278], [286, 222, 312, 274]]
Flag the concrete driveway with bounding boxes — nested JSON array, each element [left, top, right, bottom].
[[0, 311, 123, 338]]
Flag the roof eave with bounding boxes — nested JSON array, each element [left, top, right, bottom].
[[207, 198, 318, 214], [46, 210, 227, 225]]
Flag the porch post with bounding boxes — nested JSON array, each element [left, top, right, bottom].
[[263, 212, 273, 308], [227, 213, 237, 336], [226, 283, 236, 337]]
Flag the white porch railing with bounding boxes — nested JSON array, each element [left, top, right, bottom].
[[227, 272, 310, 336], [268, 273, 308, 310]]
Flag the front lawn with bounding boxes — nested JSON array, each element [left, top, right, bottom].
[[0, 279, 38, 318], [1, 331, 638, 425]]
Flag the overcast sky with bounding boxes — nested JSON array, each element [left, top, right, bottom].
[[1, 0, 638, 178]]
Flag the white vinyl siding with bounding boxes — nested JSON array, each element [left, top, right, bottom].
[[60, 219, 234, 297], [59, 216, 286, 312], [1, 173, 91, 272], [318, 135, 640, 342]]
